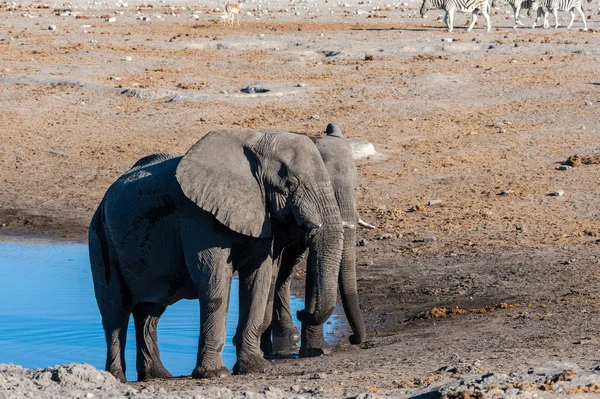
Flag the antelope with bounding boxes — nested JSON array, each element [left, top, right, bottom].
[[224, 2, 244, 26]]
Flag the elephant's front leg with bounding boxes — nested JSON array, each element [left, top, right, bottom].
[[267, 244, 305, 357], [299, 259, 331, 357], [189, 249, 233, 379], [234, 257, 274, 374]]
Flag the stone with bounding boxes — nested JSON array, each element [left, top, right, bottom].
[[424, 236, 437, 242], [357, 238, 368, 246], [106, 17, 116, 22], [500, 189, 514, 195], [347, 138, 375, 160], [378, 233, 392, 240], [550, 190, 565, 197], [428, 199, 442, 206], [48, 25, 57, 30], [558, 165, 572, 171]]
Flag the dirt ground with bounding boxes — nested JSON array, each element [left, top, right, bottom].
[[1, 0, 600, 396]]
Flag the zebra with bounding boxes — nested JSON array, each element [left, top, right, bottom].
[[530, 0, 589, 30], [491, 0, 537, 28], [420, 0, 492, 32]]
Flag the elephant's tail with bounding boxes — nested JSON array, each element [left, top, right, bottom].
[[89, 199, 112, 285]]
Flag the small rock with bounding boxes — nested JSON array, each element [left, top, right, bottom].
[[295, 83, 306, 87], [364, 53, 373, 61], [311, 115, 320, 120], [291, 385, 301, 393], [442, 37, 453, 42], [85, 393, 94, 399], [585, 101, 593, 105], [106, 17, 116, 22], [516, 225, 526, 232], [378, 233, 392, 240], [361, 260, 374, 267], [123, 56, 132, 61], [423, 236, 437, 242], [48, 25, 57, 30], [310, 373, 327, 379], [500, 189, 514, 195], [550, 190, 565, 197], [428, 199, 442, 206], [557, 165, 572, 171], [357, 238, 368, 246], [492, 121, 504, 128], [498, 128, 506, 133]]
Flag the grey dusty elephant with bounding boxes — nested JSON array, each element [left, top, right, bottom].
[[257, 124, 372, 358], [88, 129, 345, 382]]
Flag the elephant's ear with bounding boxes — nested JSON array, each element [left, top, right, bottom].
[[175, 129, 271, 238]]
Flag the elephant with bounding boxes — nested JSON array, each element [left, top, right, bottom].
[[88, 129, 345, 382], [257, 124, 373, 358]]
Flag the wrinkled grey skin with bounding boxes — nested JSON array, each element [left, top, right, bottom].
[[88, 129, 344, 382], [249, 124, 367, 358]]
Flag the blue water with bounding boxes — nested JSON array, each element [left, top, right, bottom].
[[0, 238, 336, 381]]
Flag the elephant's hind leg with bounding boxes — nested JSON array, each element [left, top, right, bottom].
[[89, 214, 131, 383], [133, 302, 173, 381]]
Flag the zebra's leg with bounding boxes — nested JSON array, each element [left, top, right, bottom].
[[447, 9, 454, 32], [567, 9, 575, 29], [553, 7, 558, 28], [467, 10, 478, 31], [532, 7, 541, 28], [575, 6, 587, 30], [482, 7, 491, 31], [443, 12, 449, 28], [514, 6, 523, 28]]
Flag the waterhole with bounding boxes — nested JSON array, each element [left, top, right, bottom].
[[0, 238, 336, 381]]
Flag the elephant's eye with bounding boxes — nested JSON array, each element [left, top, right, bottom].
[[286, 178, 299, 193]]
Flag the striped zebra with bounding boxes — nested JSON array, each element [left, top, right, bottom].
[[491, 0, 536, 28], [530, 0, 589, 30], [420, 0, 492, 32]]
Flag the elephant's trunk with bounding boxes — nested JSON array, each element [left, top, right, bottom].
[[338, 226, 366, 344], [297, 196, 343, 326]]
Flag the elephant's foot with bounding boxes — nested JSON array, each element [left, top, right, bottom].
[[137, 364, 173, 381], [191, 366, 230, 379], [260, 333, 274, 358], [299, 340, 331, 358], [271, 328, 300, 357], [107, 367, 127, 383], [233, 353, 271, 375]]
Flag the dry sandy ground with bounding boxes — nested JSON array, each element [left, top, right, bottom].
[[1, 0, 600, 396]]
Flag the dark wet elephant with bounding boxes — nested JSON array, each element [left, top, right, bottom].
[[88, 129, 345, 382]]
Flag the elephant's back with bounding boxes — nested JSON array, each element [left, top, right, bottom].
[[102, 155, 185, 248]]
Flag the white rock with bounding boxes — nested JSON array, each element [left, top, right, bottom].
[[347, 138, 375, 160], [48, 25, 57, 30], [106, 17, 116, 22]]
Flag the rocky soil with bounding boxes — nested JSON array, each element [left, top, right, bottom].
[[1, 0, 600, 396]]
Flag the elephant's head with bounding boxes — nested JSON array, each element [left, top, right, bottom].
[[176, 129, 344, 325], [312, 124, 367, 345]]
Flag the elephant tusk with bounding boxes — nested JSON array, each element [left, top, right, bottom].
[[342, 221, 356, 229], [357, 218, 375, 230]]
